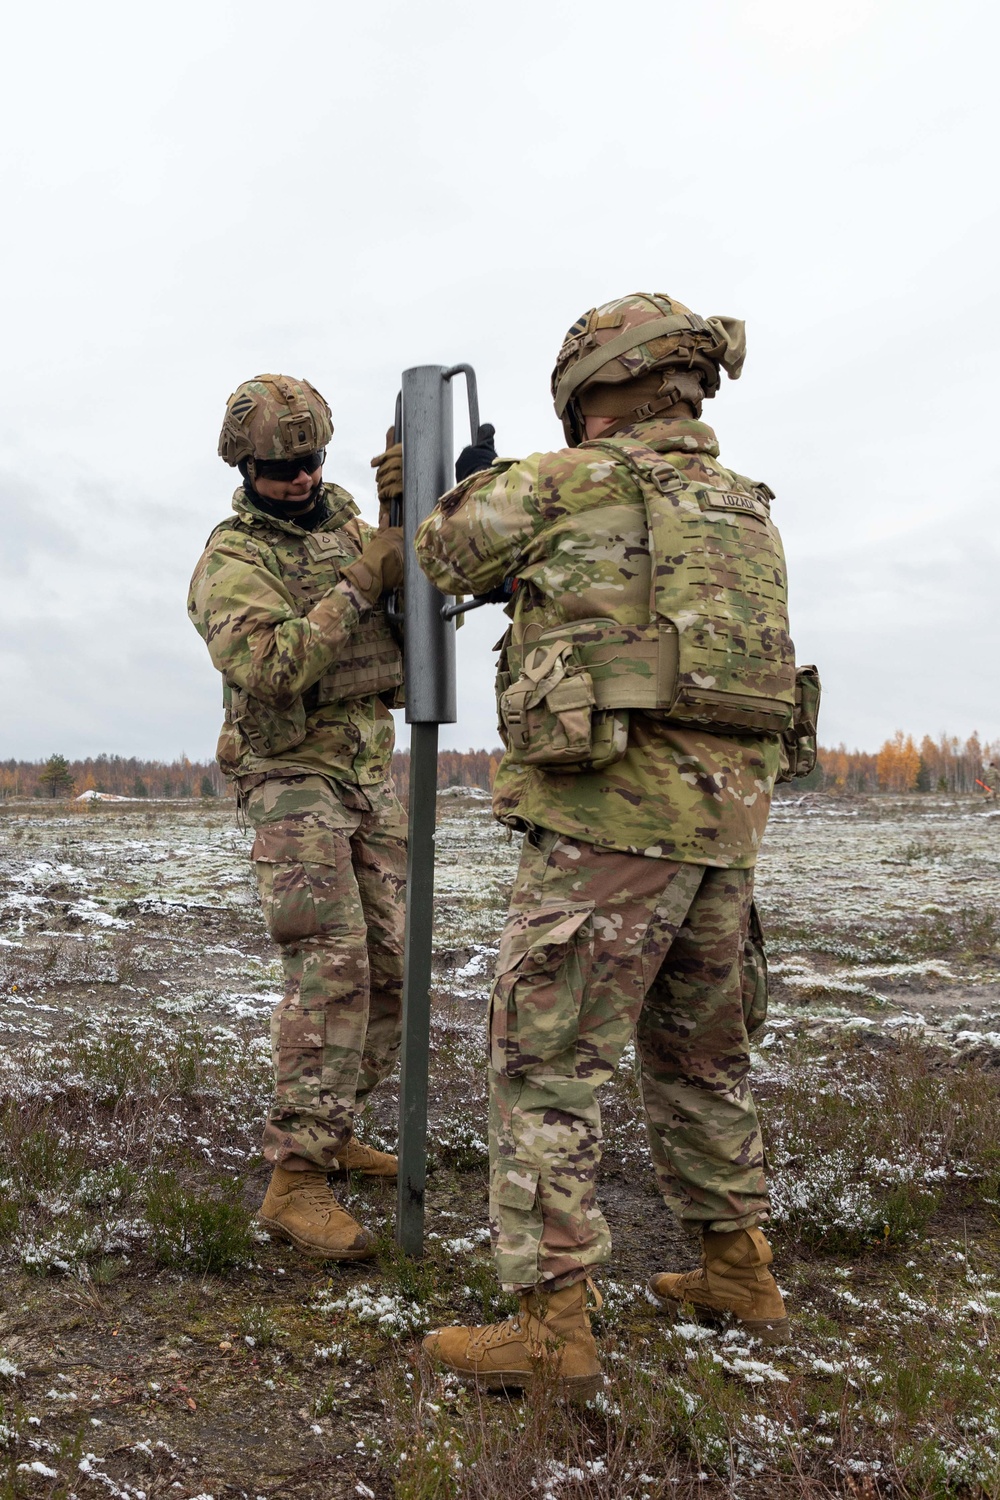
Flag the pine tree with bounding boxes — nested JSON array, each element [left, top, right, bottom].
[[38, 753, 74, 799]]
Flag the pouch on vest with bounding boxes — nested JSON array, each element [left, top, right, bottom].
[[494, 627, 514, 742], [300, 525, 403, 705], [777, 664, 821, 782], [741, 899, 768, 1039], [499, 639, 628, 772], [225, 682, 307, 759]]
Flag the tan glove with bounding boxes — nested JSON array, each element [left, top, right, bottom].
[[370, 425, 403, 529], [340, 527, 405, 603]]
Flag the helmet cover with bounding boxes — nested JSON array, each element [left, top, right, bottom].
[[551, 293, 745, 444], [218, 374, 333, 466]]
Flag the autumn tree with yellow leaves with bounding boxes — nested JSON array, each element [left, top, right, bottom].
[[876, 731, 921, 792]]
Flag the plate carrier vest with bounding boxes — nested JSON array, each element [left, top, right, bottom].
[[215, 496, 403, 761], [498, 436, 798, 771]]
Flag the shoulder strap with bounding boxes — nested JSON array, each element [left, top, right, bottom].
[[580, 437, 686, 495], [587, 439, 775, 512]]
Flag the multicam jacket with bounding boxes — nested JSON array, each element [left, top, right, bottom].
[[188, 483, 402, 785], [414, 418, 785, 868]]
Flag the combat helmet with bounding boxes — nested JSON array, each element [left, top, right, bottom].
[[218, 374, 333, 468], [551, 293, 746, 445]]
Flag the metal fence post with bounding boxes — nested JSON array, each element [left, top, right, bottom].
[[395, 364, 477, 1256]]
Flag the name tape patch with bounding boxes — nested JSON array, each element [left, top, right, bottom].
[[700, 490, 769, 520]]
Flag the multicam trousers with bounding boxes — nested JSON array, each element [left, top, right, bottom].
[[242, 773, 406, 1170], [488, 830, 769, 1291]]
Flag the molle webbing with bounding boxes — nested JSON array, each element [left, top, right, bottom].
[[307, 611, 402, 705], [511, 621, 677, 713]]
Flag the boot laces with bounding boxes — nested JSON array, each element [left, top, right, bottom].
[[470, 1312, 531, 1355], [291, 1179, 337, 1220]]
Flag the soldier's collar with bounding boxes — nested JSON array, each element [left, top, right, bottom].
[[593, 417, 720, 457], [232, 481, 359, 535]]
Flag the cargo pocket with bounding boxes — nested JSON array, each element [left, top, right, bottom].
[[741, 900, 769, 1039], [489, 902, 593, 1077], [252, 824, 347, 945], [274, 1005, 326, 1098], [494, 1162, 540, 1211], [254, 860, 337, 944]]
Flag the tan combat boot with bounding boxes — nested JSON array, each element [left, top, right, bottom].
[[649, 1227, 790, 1345], [258, 1165, 376, 1260], [422, 1279, 603, 1399], [335, 1135, 398, 1177]]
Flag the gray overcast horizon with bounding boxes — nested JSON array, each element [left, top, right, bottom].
[[2, 0, 997, 764]]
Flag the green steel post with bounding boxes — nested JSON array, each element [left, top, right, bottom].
[[395, 720, 439, 1255], [394, 363, 478, 1256]]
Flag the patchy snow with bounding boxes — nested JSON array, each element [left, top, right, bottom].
[[314, 1283, 427, 1336]]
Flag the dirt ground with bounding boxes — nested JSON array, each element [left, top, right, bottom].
[[1, 789, 999, 1499]]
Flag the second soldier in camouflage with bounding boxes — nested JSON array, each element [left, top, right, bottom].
[[416, 293, 813, 1395], [188, 375, 407, 1260]]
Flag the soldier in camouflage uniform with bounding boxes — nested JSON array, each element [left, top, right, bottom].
[[188, 374, 408, 1260], [416, 294, 811, 1394], [983, 762, 1000, 798]]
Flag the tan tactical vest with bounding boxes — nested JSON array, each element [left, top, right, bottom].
[[499, 437, 796, 769], [217, 493, 402, 758], [293, 523, 403, 707]]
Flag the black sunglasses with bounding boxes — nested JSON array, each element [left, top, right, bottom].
[[254, 450, 325, 482]]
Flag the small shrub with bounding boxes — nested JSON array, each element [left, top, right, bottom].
[[895, 839, 953, 865], [2, 1105, 87, 1198], [75, 1162, 137, 1210], [110, 932, 143, 986], [881, 1182, 940, 1243], [65, 1022, 207, 1102], [906, 904, 1000, 959], [431, 1116, 489, 1172], [460, 1259, 517, 1326], [375, 1234, 437, 1304], [893, 1361, 936, 1419], [145, 1173, 253, 1274]]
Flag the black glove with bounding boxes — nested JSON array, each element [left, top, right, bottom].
[[478, 577, 518, 605], [455, 423, 497, 483]]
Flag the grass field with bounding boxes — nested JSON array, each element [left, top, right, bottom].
[[1, 790, 999, 1499]]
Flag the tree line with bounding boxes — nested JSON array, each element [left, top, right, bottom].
[[814, 731, 999, 794], [396, 734, 999, 797], [0, 755, 229, 801], [4, 733, 996, 802], [390, 748, 501, 799]]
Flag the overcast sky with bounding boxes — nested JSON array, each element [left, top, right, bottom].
[[1, 0, 997, 763]]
